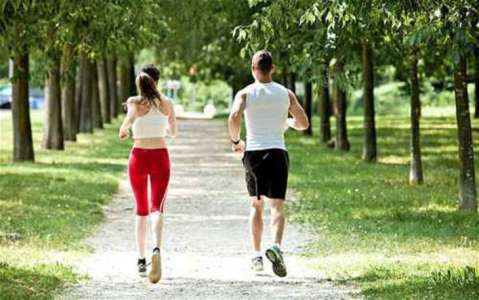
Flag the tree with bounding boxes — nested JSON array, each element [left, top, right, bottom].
[[1, 1, 37, 161], [318, 63, 331, 143], [97, 57, 111, 123], [454, 55, 476, 211], [409, 56, 423, 184], [40, 2, 64, 150], [333, 60, 350, 151], [61, 43, 77, 141]]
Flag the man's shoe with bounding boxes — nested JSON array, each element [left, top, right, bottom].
[[251, 256, 264, 272], [137, 258, 147, 277], [265, 245, 287, 277], [148, 248, 162, 283]]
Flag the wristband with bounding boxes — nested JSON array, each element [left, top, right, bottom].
[[231, 139, 240, 145]]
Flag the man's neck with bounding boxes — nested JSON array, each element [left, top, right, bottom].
[[256, 77, 273, 84]]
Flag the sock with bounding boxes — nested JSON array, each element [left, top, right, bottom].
[[252, 251, 262, 258], [274, 243, 281, 250], [138, 256, 145, 260]]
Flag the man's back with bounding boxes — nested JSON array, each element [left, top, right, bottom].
[[244, 81, 289, 151]]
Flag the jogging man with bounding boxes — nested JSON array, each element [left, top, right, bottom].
[[228, 50, 309, 277]]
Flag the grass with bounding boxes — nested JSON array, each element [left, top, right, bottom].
[[286, 114, 479, 299], [0, 110, 130, 299]]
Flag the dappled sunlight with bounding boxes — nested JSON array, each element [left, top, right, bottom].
[[378, 155, 408, 165]]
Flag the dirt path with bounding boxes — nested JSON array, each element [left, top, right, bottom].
[[60, 119, 359, 299]]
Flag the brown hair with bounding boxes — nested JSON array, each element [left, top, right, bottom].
[[135, 71, 163, 108], [252, 50, 273, 73]]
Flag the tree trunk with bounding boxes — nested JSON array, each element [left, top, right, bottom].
[[91, 60, 103, 129], [474, 47, 479, 118], [409, 56, 423, 184], [42, 52, 64, 150], [11, 40, 34, 161], [61, 43, 77, 141], [454, 56, 477, 212], [107, 55, 118, 119], [119, 57, 129, 108], [79, 52, 93, 133], [304, 81, 313, 135], [362, 41, 377, 161], [231, 79, 239, 101], [319, 65, 331, 143], [334, 61, 350, 151], [97, 57, 111, 123], [127, 53, 136, 97], [289, 73, 296, 93], [75, 55, 84, 132]]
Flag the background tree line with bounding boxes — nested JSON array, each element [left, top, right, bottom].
[[230, 0, 479, 212], [0, 0, 164, 160]]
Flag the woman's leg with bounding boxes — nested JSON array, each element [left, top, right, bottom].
[[149, 150, 170, 249], [150, 211, 163, 249], [129, 149, 149, 258], [135, 215, 148, 258]]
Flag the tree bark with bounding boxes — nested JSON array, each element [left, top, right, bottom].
[[107, 55, 119, 119], [75, 55, 84, 132], [409, 56, 423, 184], [97, 57, 111, 123], [11, 38, 34, 161], [319, 65, 331, 143], [91, 60, 103, 129], [61, 43, 77, 141], [289, 73, 296, 93], [362, 41, 377, 161], [42, 51, 64, 150], [334, 61, 350, 151], [79, 52, 93, 133], [127, 53, 136, 97], [474, 47, 479, 118], [454, 56, 477, 212], [304, 81, 313, 135], [119, 57, 129, 108]]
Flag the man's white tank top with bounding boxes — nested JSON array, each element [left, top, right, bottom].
[[244, 81, 290, 151]]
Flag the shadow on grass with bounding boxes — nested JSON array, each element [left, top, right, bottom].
[[0, 262, 80, 300]]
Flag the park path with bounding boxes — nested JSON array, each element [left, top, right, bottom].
[[60, 119, 359, 300]]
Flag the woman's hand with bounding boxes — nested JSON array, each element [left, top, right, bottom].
[[119, 126, 129, 141]]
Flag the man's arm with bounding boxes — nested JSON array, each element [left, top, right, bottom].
[[287, 89, 309, 130], [228, 90, 246, 152]]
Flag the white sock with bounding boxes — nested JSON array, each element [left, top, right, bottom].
[[252, 251, 262, 258]]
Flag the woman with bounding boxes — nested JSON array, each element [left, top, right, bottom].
[[119, 64, 177, 284]]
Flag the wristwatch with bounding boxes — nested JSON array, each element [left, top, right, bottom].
[[231, 138, 240, 145]]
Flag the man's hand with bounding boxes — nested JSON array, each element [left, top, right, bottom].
[[231, 140, 245, 153]]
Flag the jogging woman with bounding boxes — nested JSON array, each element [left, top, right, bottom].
[[119, 64, 177, 284]]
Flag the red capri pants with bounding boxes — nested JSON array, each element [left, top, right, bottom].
[[128, 148, 170, 216]]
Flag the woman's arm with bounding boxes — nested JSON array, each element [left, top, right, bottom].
[[166, 100, 177, 138], [119, 98, 138, 140]]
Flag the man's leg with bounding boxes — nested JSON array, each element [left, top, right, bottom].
[[269, 198, 286, 246], [249, 197, 264, 253], [265, 197, 287, 277]]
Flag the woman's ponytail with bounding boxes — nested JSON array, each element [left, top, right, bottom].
[[136, 72, 163, 107]]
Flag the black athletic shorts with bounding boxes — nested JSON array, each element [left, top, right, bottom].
[[242, 148, 289, 199]]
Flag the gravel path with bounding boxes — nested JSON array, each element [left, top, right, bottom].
[[60, 119, 360, 300]]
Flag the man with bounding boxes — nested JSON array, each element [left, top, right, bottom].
[[228, 50, 309, 277]]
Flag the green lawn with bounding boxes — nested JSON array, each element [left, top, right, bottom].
[[286, 115, 479, 299], [0, 111, 130, 299]]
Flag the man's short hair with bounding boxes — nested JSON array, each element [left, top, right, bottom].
[[252, 50, 273, 73]]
